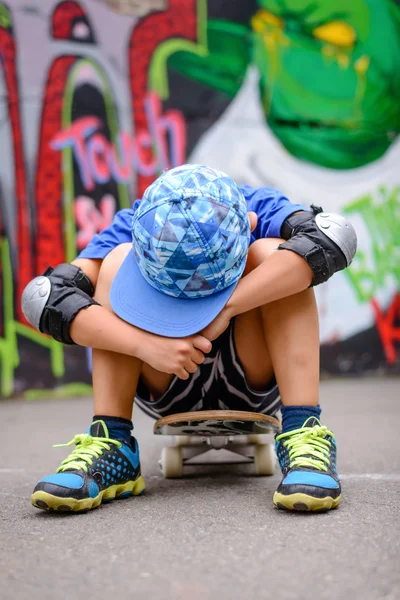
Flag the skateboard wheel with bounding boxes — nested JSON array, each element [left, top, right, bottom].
[[254, 444, 276, 476], [175, 435, 192, 446], [248, 434, 263, 445], [160, 446, 183, 478]]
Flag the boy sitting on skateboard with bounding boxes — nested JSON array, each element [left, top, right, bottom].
[[22, 164, 357, 513]]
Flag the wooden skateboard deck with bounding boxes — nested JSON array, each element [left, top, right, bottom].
[[154, 410, 281, 437]]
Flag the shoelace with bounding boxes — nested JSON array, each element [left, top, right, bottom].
[[276, 425, 334, 471], [54, 434, 122, 473]]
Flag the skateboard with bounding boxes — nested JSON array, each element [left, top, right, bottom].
[[154, 410, 281, 478]]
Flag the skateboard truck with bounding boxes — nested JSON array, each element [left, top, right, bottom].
[[154, 410, 281, 478]]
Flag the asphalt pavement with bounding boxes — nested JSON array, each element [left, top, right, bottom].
[[1, 378, 400, 600]]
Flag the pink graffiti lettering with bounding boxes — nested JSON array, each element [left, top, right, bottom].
[[109, 131, 132, 181], [75, 194, 116, 250], [87, 133, 110, 184], [134, 128, 158, 176], [52, 116, 101, 190], [51, 92, 186, 190], [145, 93, 186, 170]]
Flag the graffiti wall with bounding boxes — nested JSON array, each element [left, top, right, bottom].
[[0, 0, 399, 397]]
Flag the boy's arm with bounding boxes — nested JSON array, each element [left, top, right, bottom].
[[203, 205, 357, 340], [22, 208, 211, 378], [228, 247, 312, 315], [23, 255, 210, 379], [69, 302, 210, 380], [21, 208, 136, 344], [71, 258, 103, 288], [202, 245, 312, 340]]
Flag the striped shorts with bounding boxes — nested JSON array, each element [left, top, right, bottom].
[[135, 320, 281, 420]]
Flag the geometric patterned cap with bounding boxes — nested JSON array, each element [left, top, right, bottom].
[[131, 164, 250, 299]]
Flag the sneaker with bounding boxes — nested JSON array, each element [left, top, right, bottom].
[[31, 420, 146, 512], [274, 417, 341, 512]]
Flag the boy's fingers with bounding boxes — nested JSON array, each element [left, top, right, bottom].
[[192, 335, 212, 354], [185, 360, 198, 374], [176, 367, 190, 380], [191, 349, 205, 365]]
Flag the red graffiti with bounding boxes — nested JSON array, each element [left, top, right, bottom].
[[0, 11, 32, 322], [371, 293, 400, 364], [52, 0, 95, 43], [52, 1, 85, 38], [128, 0, 197, 195], [35, 55, 75, 274]]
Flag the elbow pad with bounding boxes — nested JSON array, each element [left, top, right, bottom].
[[21, 264, 99, 344], [278, 205, 357, 286]]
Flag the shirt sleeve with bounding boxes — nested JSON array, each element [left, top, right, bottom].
[[76, 204, 137, 260], [240, 185, 308, 241]]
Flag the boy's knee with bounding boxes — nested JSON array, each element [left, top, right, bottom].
[[94, 243, 131, 306], [244, 237, 284, 274]]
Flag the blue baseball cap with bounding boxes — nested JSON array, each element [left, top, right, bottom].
[[110, 164, 250, 337]]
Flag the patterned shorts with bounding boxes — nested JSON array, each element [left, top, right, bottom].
[[135, 320, 281, 420]]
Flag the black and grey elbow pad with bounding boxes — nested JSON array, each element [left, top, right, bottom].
[[21, 264, 99, 344], [278, 205, 357, 286]]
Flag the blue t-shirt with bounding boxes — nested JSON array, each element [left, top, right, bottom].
[[77, 185, 307, 260]]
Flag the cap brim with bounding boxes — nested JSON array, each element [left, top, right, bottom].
[[109, 250, 237, 337]]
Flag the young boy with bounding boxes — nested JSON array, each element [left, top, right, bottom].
[[22, 164, 357, 513]]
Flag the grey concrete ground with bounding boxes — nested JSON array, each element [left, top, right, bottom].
[[1, 378, 400, 600]]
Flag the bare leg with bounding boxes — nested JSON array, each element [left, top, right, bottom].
[[92, 244, 173, 419], [234, 308, 274, 391], [234, 239, 320, 406]]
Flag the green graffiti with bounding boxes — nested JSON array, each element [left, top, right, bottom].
[[149, 0, 209, 100], [168, 0, 400, 170], [0, 237, 65, 397], [0, 4, 11, 29], [0, 238, 19, 396], [344, 186, 400, 302], [24, 383, 93, 400]]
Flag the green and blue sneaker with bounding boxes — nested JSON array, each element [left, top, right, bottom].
[[32, 420, 146, 513], [274, 417, 341, 512]]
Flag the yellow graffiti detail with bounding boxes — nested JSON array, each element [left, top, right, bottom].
[[337, 53, 350, 70], [322, 44, 335, 58], [354, 55, 370, 120], [313, 21, 356, 48], [322, 44, 351, 70], [251, 9, 284, 33], [354, 55, 370, 76], [251, 9, 291, 115]]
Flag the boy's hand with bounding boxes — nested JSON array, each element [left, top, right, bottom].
[[201, 306, 233, 342], [136, 331, 212, 380]]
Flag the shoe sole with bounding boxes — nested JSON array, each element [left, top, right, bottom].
[[31, 475, 146, 513], [273, 491, 341, 512]]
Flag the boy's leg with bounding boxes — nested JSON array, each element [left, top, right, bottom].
[[91, 243, 214, 419], [232, 239, 340, 512], [233, 238, 319, 404], [235, 238, 319, 406], [31, 245, 173, 513], [91, 244, 174, 419]]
